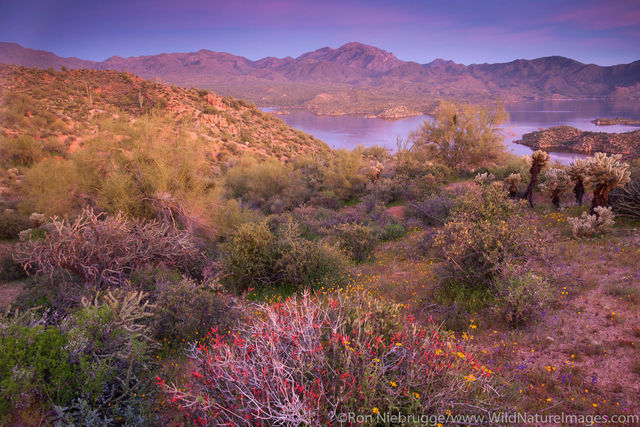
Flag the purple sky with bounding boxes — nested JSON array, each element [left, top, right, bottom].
[[1, 0, 639, 65]]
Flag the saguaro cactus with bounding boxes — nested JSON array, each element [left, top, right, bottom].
[[539, 168, 572, 209], [523, 150, 550, 207], [567, 158, 589, 206], [584, 152, 630, 214]]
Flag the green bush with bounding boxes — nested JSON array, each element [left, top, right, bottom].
[[335, 222, 378, 263], [0, 211, 31, 240], [379, 223, 407, 241], [434, 183, 547, 286], [0, 324, 74, 416], [0, 253, 26, 281], [153, 278, 240, 342], [493, 272, 551, 326], [1, 135, 43, 167], [222, 220, 348, 291]]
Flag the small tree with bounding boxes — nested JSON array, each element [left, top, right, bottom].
[[584, 152, 630, 214], [539, 168, 572, 209], [407, 101, 508, 171], [522, 150, 550, 207], [567, 158, 589, 206], [503, 173, 521, 199]]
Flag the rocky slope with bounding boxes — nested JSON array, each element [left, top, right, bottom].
[[516, 126, 640, 159], [0, 64, 330, 162], [2, 42, 639, 117]]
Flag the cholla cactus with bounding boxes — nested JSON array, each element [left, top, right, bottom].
[[539, 168, 573, 209], [523, 150, 550, 207], [29, 212, 45, 228], [584, 152, 630, 214], [503, 173, 521, 198], [474, 172, 495, 185], [567, 206, 615, 238], [567, 158, 589, 206]]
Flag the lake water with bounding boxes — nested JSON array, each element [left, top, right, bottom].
[[264, 100, 640, 164]]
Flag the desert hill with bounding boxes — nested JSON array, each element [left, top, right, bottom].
[[0, 64, 330, 162]]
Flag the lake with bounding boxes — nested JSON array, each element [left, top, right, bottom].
[[264, 100, 640, 164]]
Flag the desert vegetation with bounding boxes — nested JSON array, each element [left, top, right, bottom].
[[1, 67, 639, 425]]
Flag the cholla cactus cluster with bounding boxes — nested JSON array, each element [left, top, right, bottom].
[[567, 206, 615, 238], [585, 152, 631, 212], [523, 150, 551, 207], [567, 158, 589, 205], [539, 168, 573, 209], [474, 172, 495, 185], [503, 173, 521, 198]]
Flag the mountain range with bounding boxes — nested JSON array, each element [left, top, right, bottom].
[[1, 41, 639, 117]]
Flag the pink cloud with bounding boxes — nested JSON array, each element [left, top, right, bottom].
[[549, 2, 640, 30]]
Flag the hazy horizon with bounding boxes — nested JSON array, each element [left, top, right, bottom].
[[1, 0, 638, 66]]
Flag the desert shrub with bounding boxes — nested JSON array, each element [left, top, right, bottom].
[[0, 253, 26, 281], [159, 291, 496, 425], [0, 135, 42, 167], [221, 220, 279, 290], [14, 208, 200, 289], [334, 222, 378, 263], [406, 196, 455, 226], [609, 177, 640, 219], [152, 278, 240, 342], [434, 183, 547, 286], [379, 223, 407, 241], [20, 158, 83, 216], [406, 101, 508, 171], [493, 272, 551, 326], [0, 290, 155, 423], [222, 219, 348, 291], [474, 172, 495, 185], [276, 221, 349, 288], [567, 206, 615, 238], [0, 210, 31, 239]]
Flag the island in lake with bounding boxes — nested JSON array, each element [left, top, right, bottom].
[[516, 126, 640, 159], [591, 118, 640, 126]]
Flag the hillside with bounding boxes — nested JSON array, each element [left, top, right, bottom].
[[0, 64, 330, 162], [517, 126, 640, 159], [2, 42, 639, 117]]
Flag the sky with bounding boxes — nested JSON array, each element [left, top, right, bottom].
[[0, 0, 639, 65]]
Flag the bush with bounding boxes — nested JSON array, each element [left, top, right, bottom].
[[406, 196, 455, 226], [0, 135, 43, 167], [379, 223, 407, 241], [0, 290, 155, 423], [434, 183, 547, 286], [335, 222, 378, 263], [493, 272, 551, 326], [14, 208, 201, 289], [152, 278, 240, 342], [0, 253, 26, 281], [222, 219, 348, 291], [159, 291, 496, 425], [0, 210, 31, 240]]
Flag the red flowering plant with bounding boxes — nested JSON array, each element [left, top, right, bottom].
[[158, 291, 497, 425]]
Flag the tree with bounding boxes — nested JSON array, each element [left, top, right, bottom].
[[539, 168, 572, 209], [407, 101, 508, 170], [522, 150, 550, 207], [585, 152, 630, 214], [567, 158, 589, 206]]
